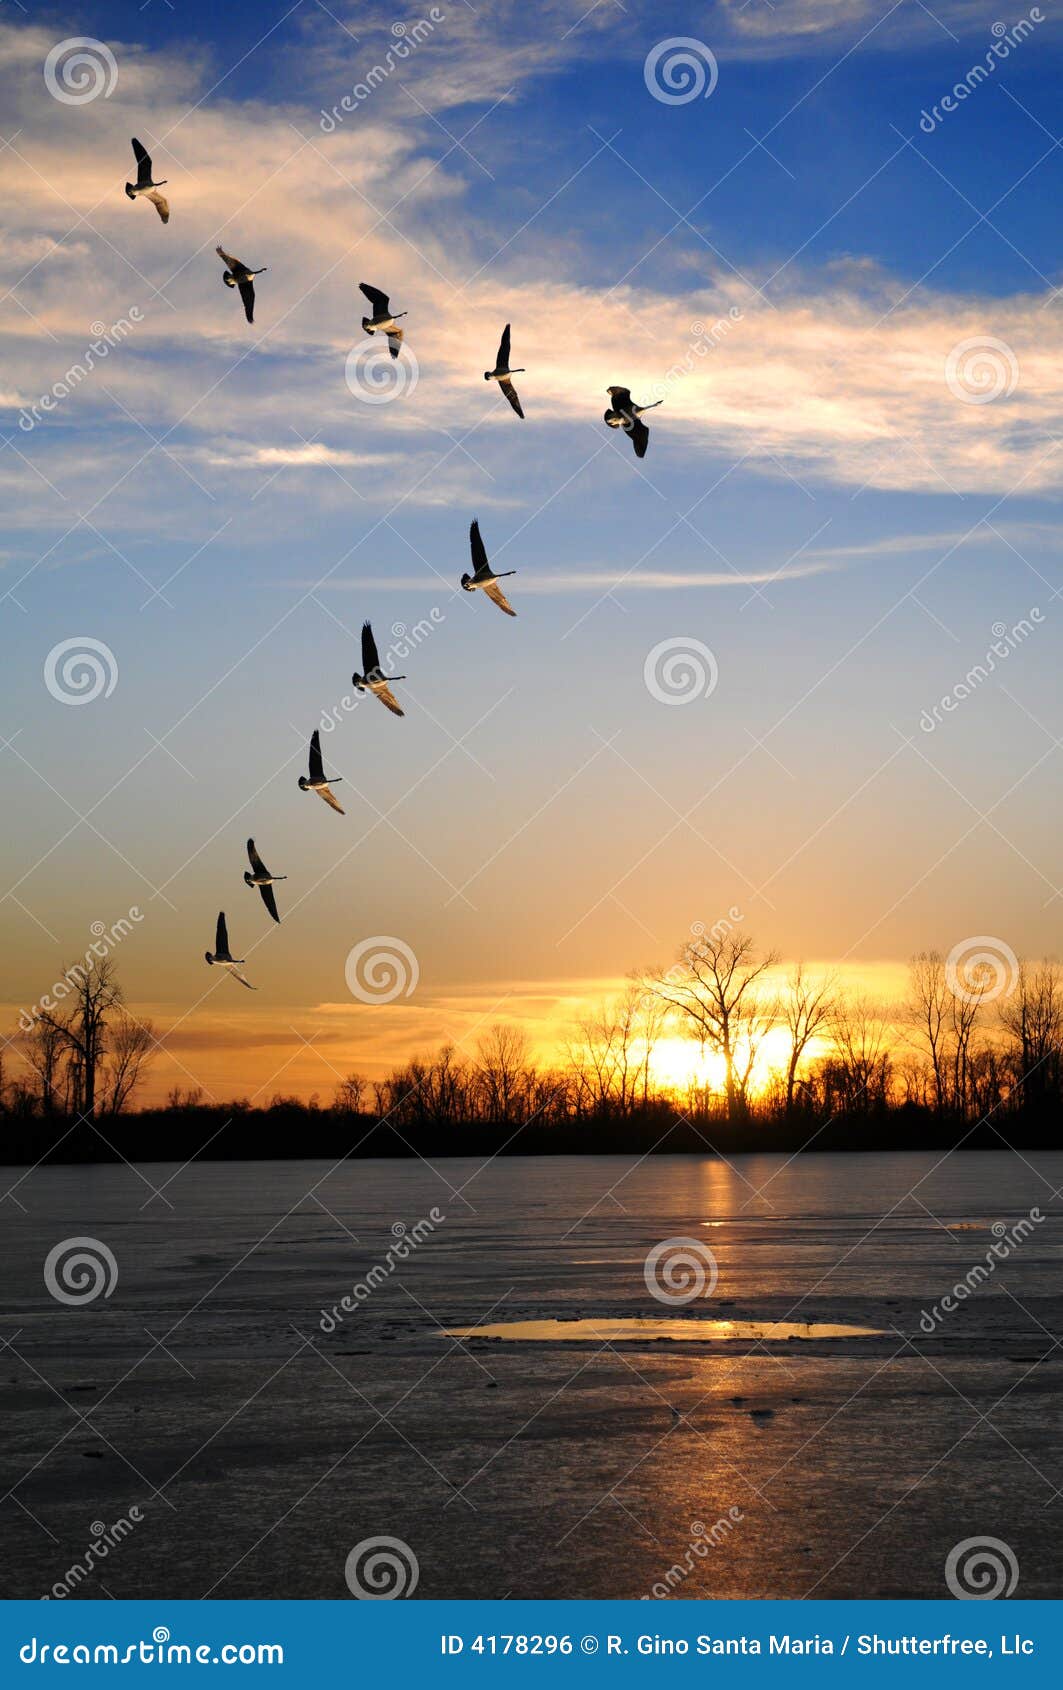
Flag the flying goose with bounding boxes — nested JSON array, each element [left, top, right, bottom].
[[352, 621, 405, 718], [124, 138, 169, 224], [461, 519, 516, 617], [217, 246, 267, 324], [204, 911, 255, 989], [244, 838, 286, 924], [604, 386, 663, 459], [484, 324, 525, 418], [298, 729, 345, 814], [360, 283, 406, 358]]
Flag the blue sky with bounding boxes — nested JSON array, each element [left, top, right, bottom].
[[2, 1, 1062, 1100]]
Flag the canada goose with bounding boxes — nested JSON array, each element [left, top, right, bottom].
[[124, 138, 169, 224], [204, 911, 255, 989], [360, 282, 407, 358], [352, 621, 405, 717], [244, 838, 286, 924], [461, 519, 516, 617], [604, 386, 663, 458], [484, 323, 525, 418], [298, 729, 345, 814], [217, 246, 267, 324]]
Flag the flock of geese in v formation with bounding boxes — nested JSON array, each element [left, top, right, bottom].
[[121, 139, 665, 989]]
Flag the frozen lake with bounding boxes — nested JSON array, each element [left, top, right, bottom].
[[1, 1151, 1060, 1599]]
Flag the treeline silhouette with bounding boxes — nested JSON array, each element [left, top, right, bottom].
[[3, 935, 1061, 1163]]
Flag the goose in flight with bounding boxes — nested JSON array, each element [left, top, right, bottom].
[[217, 246, 267, 324], [352, 621, 405, 718], [298, 729, 345, 814], [244, 838, 286, 924], [360, 283, 406, 358], [461, 519, 516, 617], [484, 324, 525, 418], [124, 138, 169, 224], [204, 911, 256, 989], [604, 386, 663, 459]]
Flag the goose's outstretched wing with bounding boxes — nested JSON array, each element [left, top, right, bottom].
[[247, 838, 268, 876], [131, 137, 153, 187], [497, 323, 511, 367], [499, 377, 524, 419], [258, 882, 280, 924], [215, 911, 228, 955], [360, 282, 390, 315], [237, 277, 255, 323], [230, 967, 257, 990], [374, 685, 404, 718], [308, 730, 325, 782], [146, 190, 169, 224], [361, 621, 381, 677], [484, 579, 516, 617], [317, 784, 346, 816], [216, 245, 241, 271], [628, 416, 650, 458], [469, 519, 488, 578], [607, 385, 633, 410], [385, 328, 403, 359]]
